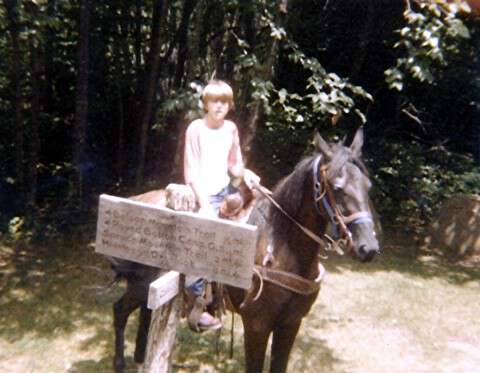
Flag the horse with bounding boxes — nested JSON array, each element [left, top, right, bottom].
[[107, 129, 379, 372], [225, 128, 379, 372]]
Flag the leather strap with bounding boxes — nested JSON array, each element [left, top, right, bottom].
[[253, 182, 326, 247], [254, 263, 325, 295]]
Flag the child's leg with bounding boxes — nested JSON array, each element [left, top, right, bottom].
[[186, 184, 238, 331], [209, 184, 238, 215], [188, 278, 204, 296]]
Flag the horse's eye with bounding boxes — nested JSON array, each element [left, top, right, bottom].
[[333, 183, 343, 191]]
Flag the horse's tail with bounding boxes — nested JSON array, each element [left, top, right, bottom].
[[105, 255, 160, 285], [105, 256, 139, 281]]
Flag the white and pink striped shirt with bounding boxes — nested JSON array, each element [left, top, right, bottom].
[[184, 119, 243, 195]]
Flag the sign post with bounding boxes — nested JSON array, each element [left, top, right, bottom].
[[95, 187, 257, 372]]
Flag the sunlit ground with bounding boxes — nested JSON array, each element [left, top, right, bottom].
[[0, 232, 479, 372]]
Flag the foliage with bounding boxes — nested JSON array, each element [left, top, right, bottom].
[[7, 216, 28, 241], [0, 0, 478, 235], [371, 140, 480, 228], [385, 0, 472, 90], [243, 9, 374, 177]]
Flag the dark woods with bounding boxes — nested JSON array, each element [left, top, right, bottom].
[[0, 0, 479, 236]]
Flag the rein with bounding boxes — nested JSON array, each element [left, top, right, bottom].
[[252, 182, 326, 247], [236, 263, 326, 310]]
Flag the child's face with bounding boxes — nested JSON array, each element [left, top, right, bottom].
[[206, 98, 229, 122]]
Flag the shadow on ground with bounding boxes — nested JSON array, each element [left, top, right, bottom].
[[322, 228, 480, 285], [0, 235, 247, 372], [1, 226, 478, 372], [0, 234, 127, 371], [290, 319, 345, 372], [0, 234, 116, 339]]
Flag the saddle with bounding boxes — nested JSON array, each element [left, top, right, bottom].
[[218, 179, 258, 222]]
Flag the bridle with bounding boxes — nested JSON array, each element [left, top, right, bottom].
[[253, 154, 374, 254], [312, 155, 374, 252], [239, 154, 375, 303]]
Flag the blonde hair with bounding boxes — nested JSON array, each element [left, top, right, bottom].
[[202, 80, 234, 109]]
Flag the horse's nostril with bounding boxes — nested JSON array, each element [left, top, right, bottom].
[[362, 248, 377, 262], [358, 245, 366, 256]]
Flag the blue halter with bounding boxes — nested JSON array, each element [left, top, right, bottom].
[[312, 155, 373, 241]]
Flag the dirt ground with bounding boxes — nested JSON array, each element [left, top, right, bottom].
[[0, 232, 479, 373]]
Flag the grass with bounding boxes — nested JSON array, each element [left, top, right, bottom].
[[0, 230, 479, 372]]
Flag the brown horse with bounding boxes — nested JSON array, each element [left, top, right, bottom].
[[108, 129, 378, 372], [225, 129, 379, 373]]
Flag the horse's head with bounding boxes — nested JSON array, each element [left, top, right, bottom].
[[314, 129, 379, 262]]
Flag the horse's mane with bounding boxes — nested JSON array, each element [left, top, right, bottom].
[[325, 142, 368, 179], [272, 156, 314, 220], [268, 143, 367, 244]]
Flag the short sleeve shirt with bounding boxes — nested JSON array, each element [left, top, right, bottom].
[[184, 119, 243, 195]]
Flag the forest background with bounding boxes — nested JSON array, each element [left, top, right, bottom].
[[1, 0, 479, 241]]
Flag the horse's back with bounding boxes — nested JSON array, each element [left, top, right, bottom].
[[130, 189, 167, 206]]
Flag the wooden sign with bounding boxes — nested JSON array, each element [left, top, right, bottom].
[[147, 271, 180, 310], [95, 194, 257, 289]]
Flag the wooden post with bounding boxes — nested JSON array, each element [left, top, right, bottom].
[[140, 272, 184, 373], [141, 184, 194, 373]]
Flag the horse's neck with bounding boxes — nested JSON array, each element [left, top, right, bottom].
[[270, 194, 325, 280]]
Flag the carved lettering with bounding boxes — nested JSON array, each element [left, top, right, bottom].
[[95, 194, 257, 288]]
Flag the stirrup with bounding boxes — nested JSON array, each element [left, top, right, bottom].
[[187, 281, 221, 332], [187, 295, 209, 332]]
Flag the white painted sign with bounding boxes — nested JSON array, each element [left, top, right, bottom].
[[148, 271, 181, 310], [95, 194, 257, 289]]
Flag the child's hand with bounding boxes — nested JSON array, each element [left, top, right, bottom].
[[243, 169, 261, 189]]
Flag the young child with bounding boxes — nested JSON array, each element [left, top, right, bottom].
[[183, 79, 259, 331], [184, 80, 258, 215]]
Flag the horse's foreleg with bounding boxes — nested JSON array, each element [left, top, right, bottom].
[[242, 317, 272, 373], [113, 292, 142, 373], [269, 322, 302, 373], [134, 304, 152, 364]]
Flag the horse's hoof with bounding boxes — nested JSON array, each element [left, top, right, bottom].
[[134, 349, 146, 364], [113, 356, 126, 373]]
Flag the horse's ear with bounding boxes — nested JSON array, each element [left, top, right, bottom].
[[350, 127, 364, 158], [314, 131, 332, 159]]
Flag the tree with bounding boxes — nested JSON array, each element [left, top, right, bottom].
[[136, 0, 169, 185], [3, 0, 24, 202], [0, 0, 478, 232], [73, 0, 91, 202]]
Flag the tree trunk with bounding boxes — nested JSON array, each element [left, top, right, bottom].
[[212, 4, 226, 77], [236, 0, 256, 129], [135, 0, 143, 74], [73, 0, 91, 202], [136, 0, 169, 185], [27, 10, 41, 214], [349, 0, 375, 82], [473, 33, 480, 164], [242, 0, 287, 163], [223, 11, 239, 80], [115, 85, 125, 183], [44, 0, 56, 114], [119, 0, 133, 81], [114, 0, 127, 183], [173, 0, 198, 88], [4, 0, 25, 201]]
